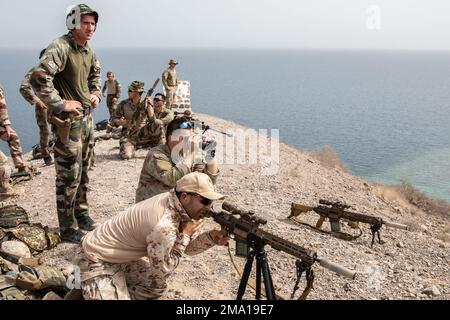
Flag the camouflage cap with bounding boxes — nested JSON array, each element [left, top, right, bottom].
[[169, 59, 178, 65], [66, 4, 99, 30], [128, 81, 145, 93]]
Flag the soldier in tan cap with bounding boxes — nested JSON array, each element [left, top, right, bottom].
[[76, 172, 229, 300], [162, 59, 178, 109]]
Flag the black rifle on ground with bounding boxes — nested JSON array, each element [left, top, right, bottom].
[[208, 202, 356, 300], [289, 199, 409, 247]]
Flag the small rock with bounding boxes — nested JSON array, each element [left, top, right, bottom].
[[396, 242, 405, 248], [422, 286, 441, 297], [405, 265, 414, 272]]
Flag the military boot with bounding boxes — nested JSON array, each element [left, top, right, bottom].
[[77, 216, 100, 232], [60, 228, 86, 244], [44, 155, 54, 166]]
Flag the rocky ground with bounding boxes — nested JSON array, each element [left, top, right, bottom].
[[2, 113, 449, 300]]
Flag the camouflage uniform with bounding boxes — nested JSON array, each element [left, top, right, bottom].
[[77, 190, 217, 300], [101, 79, 121, 117], [162, 67, 178, 109], [28, 32, 101, 231], [0, 85, 26, 169], [135, 144, 219, 203], [0, 150, 12, 194], [135, 106, 174, 147], [113, 95, 174, 160], [20, 68, 53, 159], [113, 97, 146, 160]]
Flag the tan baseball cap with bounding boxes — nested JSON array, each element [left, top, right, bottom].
[[176, 172, 225, 200]]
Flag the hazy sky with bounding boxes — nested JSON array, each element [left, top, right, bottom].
[[1, 0, 449, 50]]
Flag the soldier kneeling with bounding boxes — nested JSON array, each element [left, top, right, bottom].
[[75, 172, 229, 300]]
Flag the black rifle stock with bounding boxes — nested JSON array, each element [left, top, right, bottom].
[[212, 202, 356, 280], [289, 199, 409, 247]]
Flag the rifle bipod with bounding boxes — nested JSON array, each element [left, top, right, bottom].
[[370, 224, 385, 248], [290, 260, 314, 300], [236, 235, 276, 300]]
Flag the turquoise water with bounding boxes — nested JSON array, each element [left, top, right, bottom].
[[1, 48, 449, 202]]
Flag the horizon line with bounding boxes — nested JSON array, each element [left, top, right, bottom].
[[2, 46, 450, 53]]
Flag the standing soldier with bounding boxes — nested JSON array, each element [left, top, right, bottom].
[[101, 71, 121, 118], [162, 59, 178, 109], [28, 4, 102, 243], [0, 84, 29, 175], [20, 49, 54, 166]]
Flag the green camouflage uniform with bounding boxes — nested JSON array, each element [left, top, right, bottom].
[[20, 68, 53, 159], [135, 106, 174, 146], [113, 97, 146, 160], [28, 32, 102, 231], [0, 84, 26, 169], [101, 79, 121, 117], [135, 144, 219, 203], [161, 68, 178, 109], [114, 95, 174, 160]]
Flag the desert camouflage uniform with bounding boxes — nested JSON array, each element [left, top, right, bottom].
[[20, 68, 53, 159], [28, 33, 101, 231], [0, 150, 12, 193], [162, 68, 178, 109], [135, 144, 219, 203], [76, 190, 216, 300], [101, 79, 121, 117], [0, 85, 26, 169]]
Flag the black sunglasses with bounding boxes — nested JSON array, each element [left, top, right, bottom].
[[188, 193, 212, 206], [153, 98, 164, 102]]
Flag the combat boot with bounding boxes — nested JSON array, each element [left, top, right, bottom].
[[60, 228, 86, 244], [77, 216, 100, 231], [44, 155, 54, 166]]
